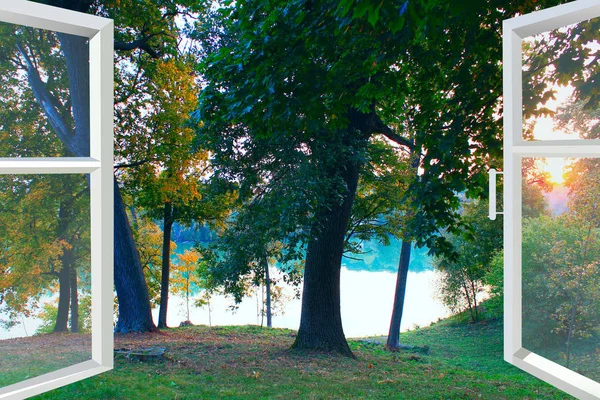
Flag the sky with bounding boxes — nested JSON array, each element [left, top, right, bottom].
[[524, 23, 600, 185], [528, 83, 575, 185]]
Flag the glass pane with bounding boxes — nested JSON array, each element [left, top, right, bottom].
[[522, 16, 600, 141], [522, 157, 600, 382], [0, 174, 91, 388], [0, 21, 90, 157]]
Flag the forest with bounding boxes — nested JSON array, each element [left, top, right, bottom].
[[1, 0, 599, 398]]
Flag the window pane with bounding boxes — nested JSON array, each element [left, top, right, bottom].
[[0, 21, 90, 157], [522, 16, 600, 141], [522, 157, 600, 382], [0, 174, 91, 388]]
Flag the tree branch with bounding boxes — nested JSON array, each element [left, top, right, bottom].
[[373, 117, 414, 150], [115, 32, 166, 59], [16, 41, 78, 156], [114, 159, 153, 170]]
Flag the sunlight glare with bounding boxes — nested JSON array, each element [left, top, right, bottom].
[[540, 158, 571, 185]]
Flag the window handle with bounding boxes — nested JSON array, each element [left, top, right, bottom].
[[489, 169, 504, 220]]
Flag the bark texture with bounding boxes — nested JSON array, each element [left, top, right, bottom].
[[54, 260, 71, 333], [113, 178, 157, 332], [291, 158, 360, 357]]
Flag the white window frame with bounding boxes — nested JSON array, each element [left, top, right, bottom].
[[0, 1, 113, 399], [503, 1, 600, 398]]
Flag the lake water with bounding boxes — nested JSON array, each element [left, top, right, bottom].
[[157, 238, 449, 338], [2, 238, 450, 340]]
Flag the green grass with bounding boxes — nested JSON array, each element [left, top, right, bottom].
[[525, 334, 600, 383], [20, 319, 573, 399], [0, 332, 91, 388]]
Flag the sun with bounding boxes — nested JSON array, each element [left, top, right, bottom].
[[542, 158, 571, 185]]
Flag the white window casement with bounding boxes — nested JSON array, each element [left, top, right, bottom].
[[0, 1, 113, 399], [500, 1, 600, 398]]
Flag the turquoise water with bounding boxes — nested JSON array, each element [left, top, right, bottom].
[[0, 238, 439, 341], [162, 237, 444, 337], [342, 238, 433, 273], [174, 237, 434, 274]]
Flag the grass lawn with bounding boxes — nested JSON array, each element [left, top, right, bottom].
[[525, 334, 600, 384], [0, 333, 91, 388], [22, 318, 572, 399]]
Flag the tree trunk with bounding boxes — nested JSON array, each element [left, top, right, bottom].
[[264, 258, 272, 328], [54, 201, 72, 333], [70, 266, 79, 333], [56, 33, 90, 157], [23, 28, 156, 333], [129, 206, 139, 231], [386, 240, 412, 349], [291, 158, 360, 357], [186, 289, 190, 322], [470, 280, 479, 322], [113, 178, 157, 332], [566, 302, 577, 368], [207, 297, 212, 327], [259, 284, 264, 327], [158, 202, 174, 329], [462, 279, 475, 322], [54, 260, 71, 333]]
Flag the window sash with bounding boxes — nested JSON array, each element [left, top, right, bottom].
[[0, 2, 113, 399], [504, 1, 600, 398]]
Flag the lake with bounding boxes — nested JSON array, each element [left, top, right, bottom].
[[1, 238, 450, 340], [158, 238, 449, 338]]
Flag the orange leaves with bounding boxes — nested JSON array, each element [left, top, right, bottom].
[[177, 249, 201, 267], [171, 249, 203, 296]]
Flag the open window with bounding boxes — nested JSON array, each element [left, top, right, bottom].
[[0, 1, 113, 399], [502, 1, 600, 398]]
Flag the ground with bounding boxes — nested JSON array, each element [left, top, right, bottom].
[[0, 332, 90, 388], [4, 318, 573, 399]]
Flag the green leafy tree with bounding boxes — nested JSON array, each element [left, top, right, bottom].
[[194, 256, 221, 327], [193, 0, 420, 356], [194, 0, 573, 355], [435, 200, 502, 323], [36, 294, 92, 334], [523, 13, 600, 123], [482, 250, 504, 318], [522, 214, 600, 368]]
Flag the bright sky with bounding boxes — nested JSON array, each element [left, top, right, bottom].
[[524, 25, 600, 185], [528, 83, 575, 184], [537, 157, 570, 185]]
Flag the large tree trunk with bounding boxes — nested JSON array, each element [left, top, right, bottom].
[[158, 202, 174, 329], [54, 260, 72, 333], [291, 158, 361, 357], [56, 32, 90, 157], [54, 201, 73, 333], [113, 179, 157, 332], [70, 266, 79, 333], [386, 240, 411, 349]]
